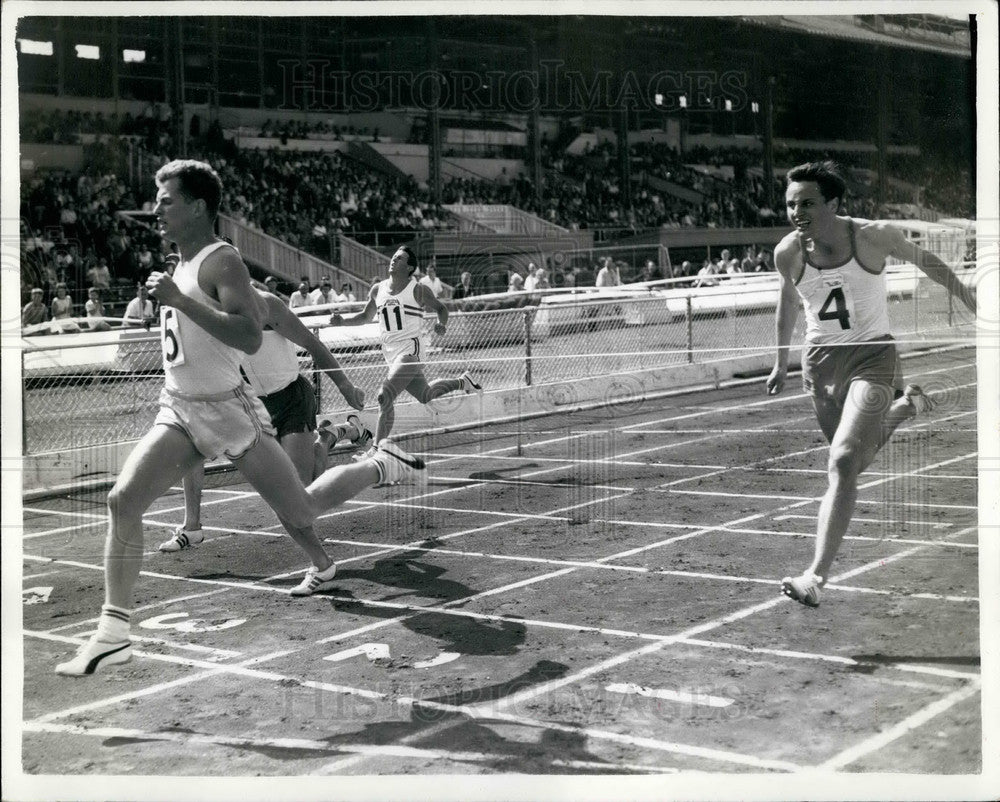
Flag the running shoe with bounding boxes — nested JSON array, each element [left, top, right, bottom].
[[460, 371, 483, 394], [55, 635, 132, 676], [158, 527, 204, 552], [290, 562, 338, 597], [371, 440, 426, 485], [781, 572, 824, 608], [346, 414, 374, 448]]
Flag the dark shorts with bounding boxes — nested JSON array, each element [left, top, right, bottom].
[[802, 335, 903, 407], [261, 374, 317, 439]]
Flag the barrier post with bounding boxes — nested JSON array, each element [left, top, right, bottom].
[[524, 309, 533, 386], [686, 295, 694, 363]]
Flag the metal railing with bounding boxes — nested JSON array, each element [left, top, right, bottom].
[[20, 267, 975, 460]]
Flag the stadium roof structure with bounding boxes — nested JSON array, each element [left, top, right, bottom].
[[739, 14, 972, 57]]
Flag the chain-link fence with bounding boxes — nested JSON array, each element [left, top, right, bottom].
[[21, 265, 975, 458]]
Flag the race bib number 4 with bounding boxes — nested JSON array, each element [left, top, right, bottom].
[[817, 272, 855, 331], [161, 307, 186, 366]]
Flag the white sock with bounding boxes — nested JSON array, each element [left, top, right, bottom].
[[96, 604, 131, 642]]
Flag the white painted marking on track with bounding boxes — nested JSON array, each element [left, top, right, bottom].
[[23, 586, 53, 605], [139, 612, 246, 633], [817, 680, 982, 770], [323, 643, 390, 663], [605, 682, 734, 707], [413, 651, 462, 669]]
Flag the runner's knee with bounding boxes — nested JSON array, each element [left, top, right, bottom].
[[378, 384, 397, 409], [106, 482, 144, 522], [827, 442, 863, 480]]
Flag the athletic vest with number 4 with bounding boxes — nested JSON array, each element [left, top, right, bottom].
[[161, 241, 245, 394], [795, 221, 892, 345], [375, 278, 424, 345]]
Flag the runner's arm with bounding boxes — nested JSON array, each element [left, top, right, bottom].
[[330, 286, 377, 326], [766, 240, 801, 395], [881, 224, 976, 314], [148, 248, 263, 353], [262, 293, 363, 408], [415, 282, 448, 333]]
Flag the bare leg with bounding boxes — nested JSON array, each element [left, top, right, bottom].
[[233, 436, 336, 571], [405, 372, 464, 405], [181, 462, 205, 531], [106, 425, 205, 608], [312, 434, 329, 481], [305, 459, 381, 513], [280, 430, 319, 484], [375, 356, 424, 443], [810, 380, 895, 579]]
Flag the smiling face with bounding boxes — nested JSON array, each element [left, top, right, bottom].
[[785, 180, 838, 238]]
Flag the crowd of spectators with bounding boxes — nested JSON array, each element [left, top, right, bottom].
[[255, 119, 381, 142], [19, 108, 974, 324], [20, 106, 176, 152]]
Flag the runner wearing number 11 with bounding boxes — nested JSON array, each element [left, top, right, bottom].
[[330, 245, 481, 455], [766, 161, 976, 607]]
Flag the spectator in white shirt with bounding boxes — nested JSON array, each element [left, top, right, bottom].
[[309, 276, 342, 307], [523, 263, 539, 292], [595, 258, 621, 287], [340, 283, 357, 303], [85, 288, 112, 331], [419, 265, 445, 299], [123, 285, 155, 328], [288, 280, 312, 309]]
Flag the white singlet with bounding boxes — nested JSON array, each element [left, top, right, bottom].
[[241, 328, 300, 396], [161, 241, 245, 394], [794, 220, 892, 345], [374, 278, 424, 345]]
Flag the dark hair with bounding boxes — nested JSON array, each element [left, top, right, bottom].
[[786, 161, 846, 204], [155, 159, 224, 218], [398, 246, 418, 274]]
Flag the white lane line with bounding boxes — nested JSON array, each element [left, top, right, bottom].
[[817, 680, 982, 770], [772, 514, 955, 529], [26, 629, 800, 773], [676, 637, 980, 681], [605, 682, 734, 708], [22, 507, 107, 520], [23, 494, 260, 541], [717, 526, 976, 549], [23, 520, 106, 540], [466, 519, 975, 721], [21, 569, 67, 580], [20, 721, 510, 765], [464, 707, 802, 772], [19, 720, 674, 773], [420, 452, 731, 469], [309, 535, 978, 602]]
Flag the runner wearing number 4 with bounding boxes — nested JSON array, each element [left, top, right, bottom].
[[766, 161, 976, 608], [329, 245, 482, 458], [56, 160, 425, 677]]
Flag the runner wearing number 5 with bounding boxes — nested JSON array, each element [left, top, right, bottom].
[[766, 161, 976, 608], [330, 245, 481, 456]]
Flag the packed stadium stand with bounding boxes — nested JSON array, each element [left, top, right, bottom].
[[17, 14, 975, 311]]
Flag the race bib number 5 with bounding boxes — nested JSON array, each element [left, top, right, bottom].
[[161, 307, 186, 365]]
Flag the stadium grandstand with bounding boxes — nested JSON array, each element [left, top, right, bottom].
[[9, 9, 991, 789]]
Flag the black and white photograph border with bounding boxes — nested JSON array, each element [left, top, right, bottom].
[[1, 1, 998, 801]]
